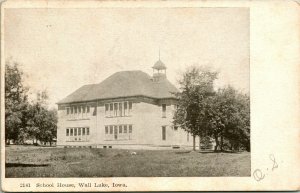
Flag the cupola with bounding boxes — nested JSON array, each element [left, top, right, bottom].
[[152, 51, 167, 82]]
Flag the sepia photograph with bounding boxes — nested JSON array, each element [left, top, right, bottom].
[[3, 6, 250, 178], [2, 0, 299, 192]]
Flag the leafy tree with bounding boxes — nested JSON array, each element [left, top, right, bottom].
[[206, 86, 250, 151], [5, 61, 29, 144], [173, 66, 218, 150], [30, 91, 57, 146]]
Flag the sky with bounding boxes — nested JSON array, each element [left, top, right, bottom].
[[4, 8, 249, 108]]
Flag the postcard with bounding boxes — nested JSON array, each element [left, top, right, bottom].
[[1, 0, 299, 191]]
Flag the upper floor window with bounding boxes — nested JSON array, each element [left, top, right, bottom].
[[129, 102, 132, 114], [162, 104, 166, 118], [66, 104, 92, 120], [105, 101, 132, 118], [119, 103, 123, 116], [105, 104, 109, 116], [124, 102, 128, 116], [114, 103, 118, 116], [66, 128, 69, 136]]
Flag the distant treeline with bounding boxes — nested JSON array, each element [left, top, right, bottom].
[[5, 60, 57, 146]]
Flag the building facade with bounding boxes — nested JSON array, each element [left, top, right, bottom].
[[57, 60, 199, 149]]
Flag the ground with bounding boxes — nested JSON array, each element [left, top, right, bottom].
[[5, 145, 250, 177]]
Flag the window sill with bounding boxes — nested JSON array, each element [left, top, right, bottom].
[[67, 118, 90, 121], [105, 115, 132, 118], [104, 139, 133, 141], [66, 140, 90, 142]]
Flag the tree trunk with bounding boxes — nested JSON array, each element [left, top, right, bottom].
[[198, 135, 201, 151], [220, 135, 224, 151], [214, 133, 219, 151], [192, 135, 196, 151]]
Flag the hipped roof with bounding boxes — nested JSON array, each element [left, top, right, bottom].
[[57, 70, 178, 104]]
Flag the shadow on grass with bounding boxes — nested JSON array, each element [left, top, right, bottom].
[[199, 150, 243, 154], [175, 151, 191, 154], [6, 163, 49, 167]]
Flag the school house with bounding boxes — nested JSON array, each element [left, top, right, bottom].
[[56, 60, 199, 149]]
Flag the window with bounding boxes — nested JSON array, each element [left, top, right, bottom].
[[174, 126, 178, 131], [87, 128, 89, 135], [129, 102, 132, 115], [114, 103, 118, 116], [129, 125, 132, 133], [124, 102, 128, 116], [162, 104, 166, 118], [114, 126, 118, 140], [66, 108, 70, 115], [110, 126, 113, 134], [66, 128, 69, 136], [87, 106, 90, 113], [110, 103, 113, 116], [105, 104, 109, 116], [74, 128, 77, 136], [162, 126, 166, 140], [75, 106, 77, 114], [78, 128, 81, 136], [71, 107, 73, 114], [119, 103, 123, 116], [104, 124, 133, 140], [70, 128, 73, 136], [82, 128, 85, 135], [105, 101, 132, 117], [83, 106, 86, 113], [79, 106, 81, 113]]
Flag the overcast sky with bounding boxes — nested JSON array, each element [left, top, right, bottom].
[[5, 8, 249, 108]]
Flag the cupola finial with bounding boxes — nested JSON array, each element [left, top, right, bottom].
[[159, 47, 160, 60]]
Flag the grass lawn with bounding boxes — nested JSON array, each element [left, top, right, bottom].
[[5, 145, 250, 177]]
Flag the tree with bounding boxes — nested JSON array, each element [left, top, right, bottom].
[[5, 61, 29, 144], [206, 86, 250, 151], [30, 91, 57, 146], [173, 66, 218, 150]]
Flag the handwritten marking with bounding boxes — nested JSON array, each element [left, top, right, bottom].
[[269, 154, 278, 171], [253, 154, 279, 182], [253, 169, 265, 181]]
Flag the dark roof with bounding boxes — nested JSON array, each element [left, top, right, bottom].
[[152, 60, 167, 70], [57, 70, 178, 104]]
